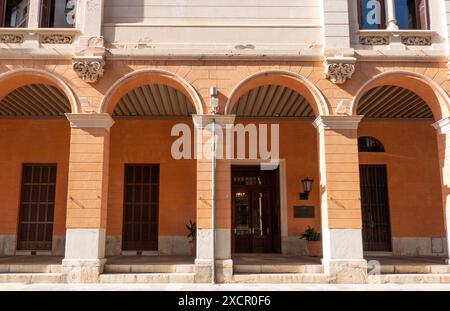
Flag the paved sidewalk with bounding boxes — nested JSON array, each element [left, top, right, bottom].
[[0, 283, 449, 291]]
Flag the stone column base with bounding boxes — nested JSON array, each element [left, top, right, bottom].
[[216, 259, 233, 283], [62, 259, 106, 283], [194, 259, 212, 283], [325, 259, 368, 284]]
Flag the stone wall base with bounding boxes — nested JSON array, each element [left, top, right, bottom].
[[62, 259, 106, 283], [281, 236, 308, 256], [105, 235, 193, 256], [392, 237, 448, 257], [0, 235, 16, 256]]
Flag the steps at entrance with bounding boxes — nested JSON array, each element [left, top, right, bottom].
[[104, 263, 195, 273], [369, 274, 450, 284], [0, 273, 64, 283], [234, 264, 323, 274], [99, 273, 196, 283], [232, 273, 329, 284], [368, 264, 450, 275], [0, 264, 62, 274]]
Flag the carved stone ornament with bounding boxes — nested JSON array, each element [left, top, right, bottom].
[[401, 36, 432, 46], [323, 58, 356, 84], [359, 35, 389, 45], [40, 34, 74, 44], [0, 34, 24, 44], [72, 57, 105, 83]]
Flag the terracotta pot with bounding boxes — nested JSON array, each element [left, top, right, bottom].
[[307, 241, 322, 257]]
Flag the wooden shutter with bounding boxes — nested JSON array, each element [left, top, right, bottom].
[[416, 0, 429, 30], [39, 0, 52, 27], [0, 0, 6, 27]]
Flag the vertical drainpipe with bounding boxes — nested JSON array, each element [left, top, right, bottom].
[[210, 88, 219, 284]]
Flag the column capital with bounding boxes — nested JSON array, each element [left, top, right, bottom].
[[192, 114, 236, 129], [433, 117, 450, 135], [313, 115, 364, 132], [65, 113, 115, 130]]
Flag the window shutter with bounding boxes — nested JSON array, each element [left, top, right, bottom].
[[0, 0, 6, 27], [39, 0, 52, 27], [417, 0, 429, 30]]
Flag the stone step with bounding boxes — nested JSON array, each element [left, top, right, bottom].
[[369, 274, 450, 284], [368, 264, 450, 275], [0, 264, 62, 274], [0, 273, 64, 283], [234, 264, 323, 274], [232, 273, 329, 284], [104, 264, 195, 274], [99, 273, 196, 283]]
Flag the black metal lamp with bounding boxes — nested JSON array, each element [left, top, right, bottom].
[[300, 177, 313, 200]]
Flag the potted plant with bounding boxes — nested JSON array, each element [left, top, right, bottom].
[[300, 226, 322, 257], [186, 220, 197, 257]]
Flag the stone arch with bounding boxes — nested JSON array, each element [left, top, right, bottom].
[[351, 71, 450, 121], [224, 70, 330, 117], [0, 68, 81, 113], [99, 69, 204, 115]]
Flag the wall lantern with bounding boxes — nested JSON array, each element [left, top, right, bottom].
[[300, 177, 313, 200]]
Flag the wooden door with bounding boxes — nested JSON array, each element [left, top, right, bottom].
[[232, 166, 280, 253], [122, 164, 159, 251], [17, 164, 57, 251], [360, 164, 392, 252]]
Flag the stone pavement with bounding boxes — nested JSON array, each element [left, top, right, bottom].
[[0, 283, 449, 291]]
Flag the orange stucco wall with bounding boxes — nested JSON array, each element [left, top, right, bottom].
[[107, 119, 197, 237], [0, 120, 70, 236], [359, 120, 446, 238]]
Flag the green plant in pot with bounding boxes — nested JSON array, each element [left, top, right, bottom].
[[300, 226, 322, 257], [186, 220, 197, 257]]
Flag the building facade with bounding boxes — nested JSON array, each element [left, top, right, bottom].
[[0, 0, 450, 284]]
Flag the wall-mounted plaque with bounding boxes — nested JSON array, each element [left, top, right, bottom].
[[293, 206, 315, 218]]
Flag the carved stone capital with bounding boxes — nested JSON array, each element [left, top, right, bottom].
[[323, 57, 356, 84], [72, 56, 105, 83]]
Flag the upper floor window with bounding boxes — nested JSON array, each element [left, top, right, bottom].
[[0, 0, 29, 28], [358, 136, 385, 153], [358, 0, 386, 29], [40, 0, 76, 28], [395, 0, 429, 30]]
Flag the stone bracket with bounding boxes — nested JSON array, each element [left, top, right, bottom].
[[323, 57, 356, 84], [72, 56, 105, 83]]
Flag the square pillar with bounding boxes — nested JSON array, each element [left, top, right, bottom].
[[433, 118, 450, 263], [192, 115, 235, 283], [62, 114, 114, 283], [314, 116, 367, 284]]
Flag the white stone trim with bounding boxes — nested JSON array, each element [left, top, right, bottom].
[[65, 113, 115, 130], [192, 115, 236, 129], [313, 115, 364, 132], [433, 117, 450, 134]]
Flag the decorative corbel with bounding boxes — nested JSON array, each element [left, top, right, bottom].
[[72, 56, 105, 83], [323, 57, 356, 84]]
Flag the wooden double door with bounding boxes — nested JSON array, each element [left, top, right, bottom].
[[232, 166, 281, 254]]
